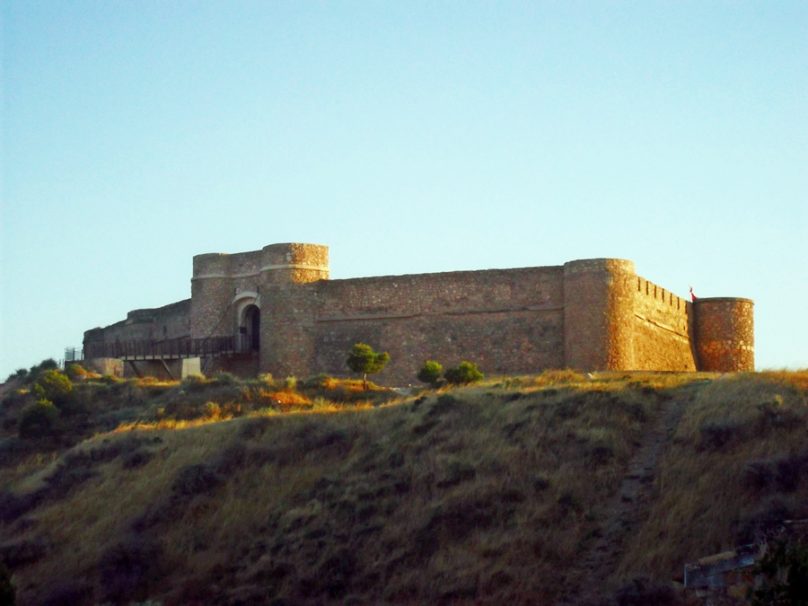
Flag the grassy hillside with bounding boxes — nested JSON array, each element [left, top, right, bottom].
[[1, 368, 806, 605]]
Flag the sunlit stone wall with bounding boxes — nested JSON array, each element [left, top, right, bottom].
[[84, 242, 753, 381]]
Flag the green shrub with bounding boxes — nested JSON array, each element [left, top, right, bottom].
[[26, 358, 58, 382], [203, 401, 222, 419], [19, 400, 59, 438], [283, 376, 298, 390], [444, 361, 484, 385], [256, 373, 275, 387], [302, 374, 333, 389], [181, 374, 207, 392], [417, 360, 444, 387], [5, 368, 27, 383], [212, 372, 239, 386], [32, 370, 73, 408], [346, 343, 390, 389]]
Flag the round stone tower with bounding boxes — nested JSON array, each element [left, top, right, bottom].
[[693, 297, 754, 371], [563, 258, 637, 371], [258, 243, 329, 377], [259, 243, 329, 285]]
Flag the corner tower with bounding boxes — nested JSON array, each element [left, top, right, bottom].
[[693, 297, 754, 371], [563, 258, 637, 370]]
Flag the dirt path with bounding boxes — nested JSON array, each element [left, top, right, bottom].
[[556, 392, 689, 605]]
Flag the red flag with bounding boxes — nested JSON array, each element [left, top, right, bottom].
[[689, 286, 697, 302]]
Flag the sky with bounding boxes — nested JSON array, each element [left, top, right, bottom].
[[1, 1, 806, 377]]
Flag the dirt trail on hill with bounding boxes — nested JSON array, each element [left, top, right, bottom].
[[556, 389, 692, 605]]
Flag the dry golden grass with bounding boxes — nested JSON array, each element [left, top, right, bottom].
[[2, 373, 659, 604], [3, 370, 806, 605], [616, 372, 808, 582]]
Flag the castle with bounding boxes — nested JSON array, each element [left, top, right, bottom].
[[83, 242, 754, 382]]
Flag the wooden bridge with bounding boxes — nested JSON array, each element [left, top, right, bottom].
[[83, 336, 239, 361]]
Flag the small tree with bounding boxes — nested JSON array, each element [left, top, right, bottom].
[[27, 358, 58, 381], [444, 361, 484, 385], [417, 360, 444, 387], [32, 369, 73, 408], [6, 368, 27, 383], [346, 343, 390, 390]]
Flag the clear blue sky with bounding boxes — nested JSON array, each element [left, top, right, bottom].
[[1, 1, 806, 377]]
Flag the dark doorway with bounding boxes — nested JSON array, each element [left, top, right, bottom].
[[243, 305, 260, 352]]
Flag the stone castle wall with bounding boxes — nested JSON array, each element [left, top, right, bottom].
[[300, 266, 566, 383], [84, 299, 191, 358], [84, 242, 754, 380], [631, 276, 697, 371]]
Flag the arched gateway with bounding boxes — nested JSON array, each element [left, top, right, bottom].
[[241, 304, 260, 352]]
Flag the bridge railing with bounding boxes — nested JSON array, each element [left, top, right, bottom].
[[84, 336, 236, 360]]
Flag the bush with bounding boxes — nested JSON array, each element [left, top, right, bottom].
[[98, 537, 162, 603], [26, 359, 58, 382], [19, 400, 59, 438], [444, 361, 484, 385], [211, 372, 238, 386], [697, 420, 744, 452], [32, 370, 73, 408], [65, 363, 89, 381], [203, 401, 222, 419], [172, 464, 220, 497], [302, 373, 333, 389], [5, 368, 27, 383], [256, 373, 275, 387], [180, 374, 207, 392], [417, 360, 444, 387]]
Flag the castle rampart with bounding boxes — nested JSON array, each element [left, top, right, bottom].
[[84, 299, 191, 358], [84, 242, 754, 381], [631, 276, 696, 371]]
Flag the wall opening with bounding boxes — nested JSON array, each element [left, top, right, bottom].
[[240, 304, 261, 352]]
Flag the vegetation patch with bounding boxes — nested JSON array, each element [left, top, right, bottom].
[[0, 368, 806, 604]]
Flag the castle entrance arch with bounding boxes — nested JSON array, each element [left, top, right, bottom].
[[242, 305, 260, 352], [233, 291, 261, 354]]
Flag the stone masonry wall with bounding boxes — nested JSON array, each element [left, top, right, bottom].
[[84, 242, 753, 379], [267, 267, 566, 384], [631, 276, 697, 371], [84, 299, 190, 357]]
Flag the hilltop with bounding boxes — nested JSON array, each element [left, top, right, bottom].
[[1, 368, 807, 605]]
